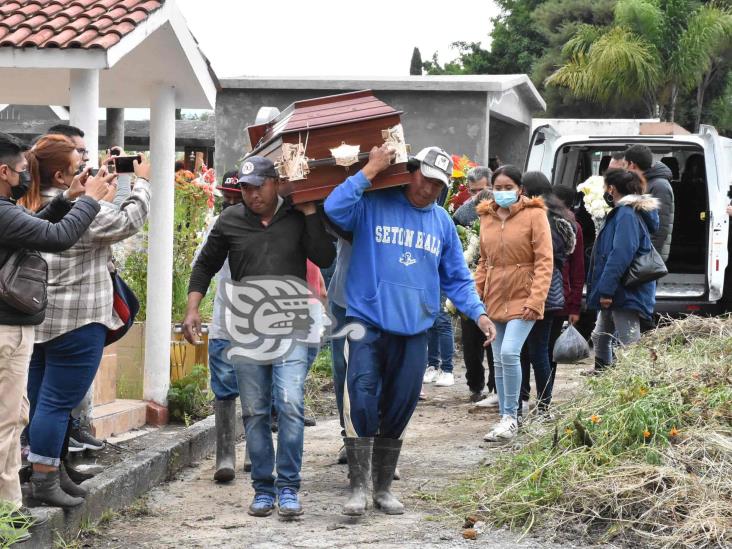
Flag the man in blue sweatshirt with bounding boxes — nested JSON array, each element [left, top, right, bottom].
[[324, 145, 496, 517]]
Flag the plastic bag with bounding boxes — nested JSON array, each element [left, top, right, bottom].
[[552, 324, 590, 364]]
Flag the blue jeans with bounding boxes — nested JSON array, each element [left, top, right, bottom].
[[27, 323, 106, 466], [234, 344, 308, 496], [492, 319, 535, 419], [329, 302, 348, 434], [427, 309, 454, 373], [208, 339, 239, 401], [344, 319, 427, 438]]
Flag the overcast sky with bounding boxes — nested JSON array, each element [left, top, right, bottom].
[[121, 0, 500, 119], [175, 0, 500, 78]]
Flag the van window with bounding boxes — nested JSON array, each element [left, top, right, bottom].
[[553, 143, 709, 298]]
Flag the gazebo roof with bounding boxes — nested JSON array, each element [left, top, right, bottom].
[[0, 0, 162, 50], [0, 0, 217, 108]]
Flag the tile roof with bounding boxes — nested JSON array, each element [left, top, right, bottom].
[[0, 0, 163, 49]]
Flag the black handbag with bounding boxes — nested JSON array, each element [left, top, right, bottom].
[[0, 249, 48, 315], [621, 216, 668, 288]]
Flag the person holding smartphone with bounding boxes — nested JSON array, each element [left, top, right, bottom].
[[23, 135, 152, 508], [0, 132, 110, 541]]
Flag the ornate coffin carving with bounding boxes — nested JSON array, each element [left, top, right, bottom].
[[246, 90, 410, 204]]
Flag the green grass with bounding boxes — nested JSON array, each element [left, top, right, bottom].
[[0, 502, 30, 548], [305, 347, 336, 417], [437, 316, 732, 548]]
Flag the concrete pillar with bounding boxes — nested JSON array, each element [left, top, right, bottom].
[[69, 69, 99, 167], [106, 107, 125, 150], [143, 84, 176, 413], [482, 95, 491, 167]]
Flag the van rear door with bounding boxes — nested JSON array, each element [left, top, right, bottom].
[[699, 125, 732, 301], [525, 124, 560, 175]]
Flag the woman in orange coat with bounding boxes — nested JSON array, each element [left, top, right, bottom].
[[475, 165, 553, 441]]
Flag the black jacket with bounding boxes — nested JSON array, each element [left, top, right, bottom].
[[188, 201, 336, 295], [644, 162, 674, 261], [0, 194, 101, 326]]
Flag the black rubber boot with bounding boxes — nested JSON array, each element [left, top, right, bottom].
[[214, 399, 236, 482], [62, 459, 94, 483], [59, 462, 87, 497], [31, 469, 84, 508], [372, 438, 404, 515], [342, 437, 373, 516]]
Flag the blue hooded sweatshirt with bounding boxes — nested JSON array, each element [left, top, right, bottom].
[[587, 193, 660, 319], [324, 171, 486, 336]]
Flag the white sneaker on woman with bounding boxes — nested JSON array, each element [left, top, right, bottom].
[[422, 367, 438, 383], [483, 415, 518, 442], [434, 371, 455, 387], [474, 393, 499, 408]]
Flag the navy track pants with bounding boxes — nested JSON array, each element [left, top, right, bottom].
[[343, 318, 427, 439]]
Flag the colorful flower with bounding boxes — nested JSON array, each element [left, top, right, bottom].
[[669, 427, 680, 437], [590, 415, 601, 424], [643, 430, 652, 439], [638, 387, 648, 397]]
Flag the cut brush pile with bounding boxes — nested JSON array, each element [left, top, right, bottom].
[[446, 316, 732, 548]]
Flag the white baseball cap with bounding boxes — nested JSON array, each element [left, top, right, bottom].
[[410, 146, 453, 186]]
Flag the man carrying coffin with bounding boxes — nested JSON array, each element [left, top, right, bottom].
[[184, 156, 335, 518], [324, 145, 496, 516]]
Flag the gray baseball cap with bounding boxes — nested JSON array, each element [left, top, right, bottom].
[[238, 156, 278, 186], [412, 146, 453, 186]]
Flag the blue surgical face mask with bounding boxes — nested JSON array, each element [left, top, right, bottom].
[[494, 190, 519, 208]]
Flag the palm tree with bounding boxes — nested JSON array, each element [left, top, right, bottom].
[[547, 0, 732, 126]]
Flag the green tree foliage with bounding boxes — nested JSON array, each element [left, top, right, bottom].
[[548, 0, 732, 125], [409, 47, 423, 75], [424, 0, 732, 133]]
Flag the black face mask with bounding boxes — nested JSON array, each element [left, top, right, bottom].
[[603, 191, 615, 208], [10, 170, 31, 201], [221, 201, 235, 211]]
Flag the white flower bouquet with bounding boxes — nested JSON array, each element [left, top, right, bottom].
[[576, 175, 611, 234]]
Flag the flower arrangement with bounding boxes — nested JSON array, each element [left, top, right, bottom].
[[122, 164, 216, 322], [445, 219, 482, 316], [576, 175, 611, 234], [444, 154, 478, 213]]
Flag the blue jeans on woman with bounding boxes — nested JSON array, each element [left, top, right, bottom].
[[27, 323, 106, 466], [427, 309, 454, 373], [492, 319, 535, 418], [234, 344, 309, 497]]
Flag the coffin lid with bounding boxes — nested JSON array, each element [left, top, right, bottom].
[[247, 89, 402, 152]]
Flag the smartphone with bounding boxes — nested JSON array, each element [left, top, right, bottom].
[[114, 155, 142, 173]]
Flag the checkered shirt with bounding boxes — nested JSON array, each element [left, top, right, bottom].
[[35, 180, 151, 344]]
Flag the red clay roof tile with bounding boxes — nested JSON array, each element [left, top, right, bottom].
[[0, 0, 162, 50]]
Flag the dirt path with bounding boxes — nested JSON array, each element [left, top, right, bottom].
[[93, 361, 588, 548]]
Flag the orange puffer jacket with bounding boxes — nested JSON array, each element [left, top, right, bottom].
[[474, 196, 553, 322]]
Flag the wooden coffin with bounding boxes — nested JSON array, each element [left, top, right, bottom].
[[246, 90, 411, 204]]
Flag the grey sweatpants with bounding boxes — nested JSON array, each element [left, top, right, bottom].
[[591, 308, 641, 366]]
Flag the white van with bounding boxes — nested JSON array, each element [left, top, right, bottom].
[[525, 120, 732, 314]]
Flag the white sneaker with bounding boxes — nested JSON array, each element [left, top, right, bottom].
[[474, 393, 500, 408], [422, 366, 438, 383], [483, 415, 518, 442], [434, 371, 455, 387]]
